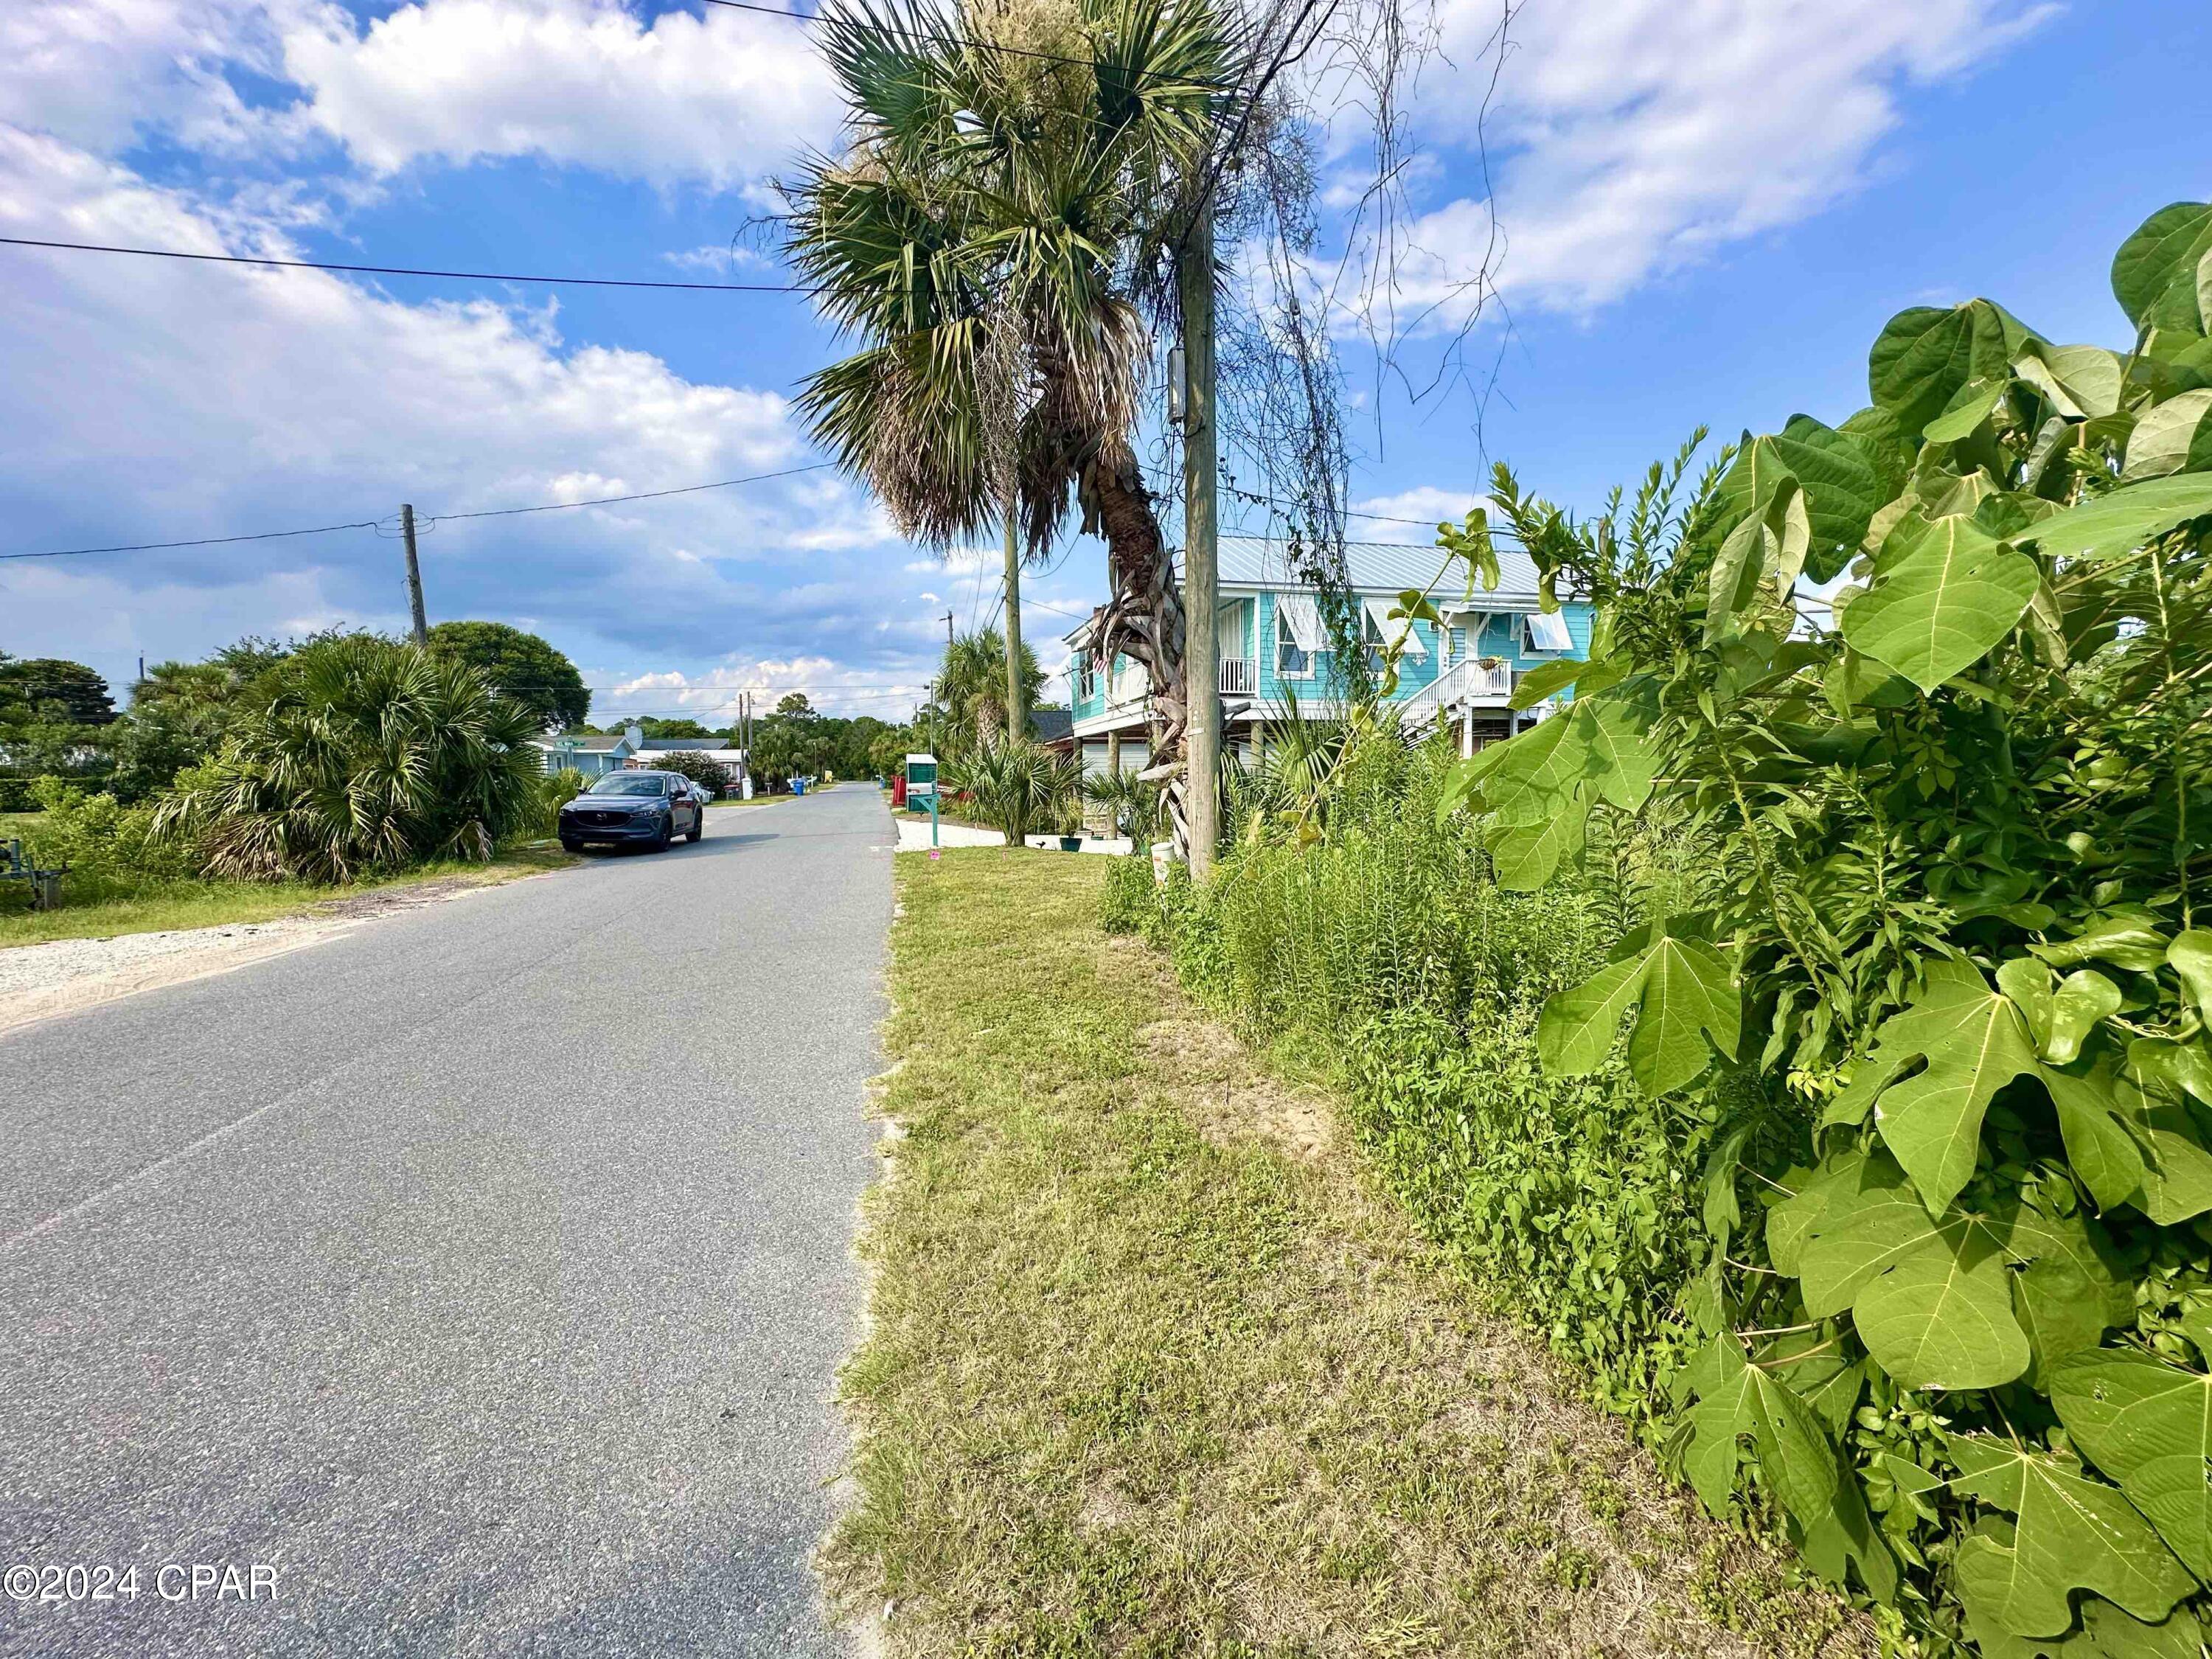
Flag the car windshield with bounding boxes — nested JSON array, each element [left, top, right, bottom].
[[585, 775, 667, 797]]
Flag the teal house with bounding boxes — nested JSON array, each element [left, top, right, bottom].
[[1062, 537, 1592, 776]]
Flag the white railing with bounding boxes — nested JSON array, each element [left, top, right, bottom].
[[1394, 656, 1517, 730], [1219, 658, 1255, 695]]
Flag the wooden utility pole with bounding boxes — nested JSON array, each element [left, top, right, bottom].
[[1003, 494, 1026, 746], [400, 504, 428, 646], [1179, 197, 1220, 877]]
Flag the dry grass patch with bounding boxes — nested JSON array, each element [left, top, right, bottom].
[[832, 849, 1869, 1659]]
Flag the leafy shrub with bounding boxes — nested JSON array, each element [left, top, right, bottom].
[[948, 739, 1081, 844], [647, 750, 734, 794], [1098, 848, 1157, 933], [156, 636, 545, 882], [530, 767, 588, 838], [1419, 202, 2212, 1649], [0, 776, 45, 813], [0, 777, 200, 912]]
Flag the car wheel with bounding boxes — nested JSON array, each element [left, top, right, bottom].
[[686, 812, 703, 844], [560, 837, 584, 855], [649, 814, 673, 852]]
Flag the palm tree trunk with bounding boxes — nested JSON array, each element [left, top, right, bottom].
[[1003, 493, 1026, 748], [1085, 449, 1190, 858]]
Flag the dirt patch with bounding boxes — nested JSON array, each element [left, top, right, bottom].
[[1137, 1013, 1338, 1163]]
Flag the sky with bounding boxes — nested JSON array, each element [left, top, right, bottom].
[[1, 0, 2206, 728]]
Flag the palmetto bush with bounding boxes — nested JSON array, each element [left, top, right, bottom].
[[949, 739, 1080, 845], [1080, 766, 1161, 844], [155, 636, 546, 882]]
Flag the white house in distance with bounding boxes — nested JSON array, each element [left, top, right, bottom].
[[532, 725, 644, 779], [529, 727, 749, 795]]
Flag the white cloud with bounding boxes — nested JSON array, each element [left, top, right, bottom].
[[279, 0, 838, 189], [1379, 0, 2056, 317], [0, 128, 904, 684], [664, 242, 771, 274], [595, 660, 928, 720], [0, 0, 299, 156], [1351, 487, 1489, 543]]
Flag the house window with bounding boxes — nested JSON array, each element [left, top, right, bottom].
[[1275, 608, 1312, 678], [1360, 597, 1426, 672], [1523, 611, 1573, 653], [1075, 659, 1099, 704]]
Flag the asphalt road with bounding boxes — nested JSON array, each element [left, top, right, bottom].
[[0, 787, 890, 1657]]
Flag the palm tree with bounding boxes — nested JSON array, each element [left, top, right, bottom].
[[785, 0, 1234, 852], [936, 626, 1044, 748]]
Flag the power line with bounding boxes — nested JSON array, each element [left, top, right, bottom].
[[422, 462, 833, 524], [0, 236, 811, 295], [1, 516, 385, 563], [3, 461, 835, 562]]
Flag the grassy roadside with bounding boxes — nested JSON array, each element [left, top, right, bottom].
[[832, 849, 1867, 1658], [0, 845, 576, 949]]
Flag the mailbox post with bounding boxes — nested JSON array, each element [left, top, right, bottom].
[[904, 753, 939, 849]]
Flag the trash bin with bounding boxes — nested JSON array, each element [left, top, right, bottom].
[[792, 778, 807, 796]]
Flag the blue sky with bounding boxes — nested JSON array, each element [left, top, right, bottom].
[[1, 0, 2205, 726]]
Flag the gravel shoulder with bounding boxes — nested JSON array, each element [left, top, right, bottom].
[[0, 866, 569, 1036]]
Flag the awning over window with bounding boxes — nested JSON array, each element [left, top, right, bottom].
[[1523, 610, 1573, 652], [1361, 597, 1426, 656], [1276, 593, 1326, 651]]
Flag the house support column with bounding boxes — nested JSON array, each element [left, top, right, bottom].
[[1106, 730, 1121, 776]]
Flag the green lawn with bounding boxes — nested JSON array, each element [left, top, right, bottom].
[[832, 849, 1865, 1658], [0, 846, 576, 949]]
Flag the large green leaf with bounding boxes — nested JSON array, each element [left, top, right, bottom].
[[1680, 1336, 1838, 1528], [1707, 478, 1809, 642], [2053, 1350, 2212, 1580], [1826, 958, 2042, 1214], [1924, 377, 2006, 442], [1538, 928, 1740, 1097], [1796, 1154, 2031, 1390], [1840, 512, 2037, 691], [2121, 389, 2212, 482], [2034, 913, 2174, 974], [1852, 1231, 2030, 1391], [2170, 933, 2212, 1022], [2014, 341, 2126, 421], [2025, 474, 2212, 563], [1966, 1585, 2205, 1659], [1506, 656, 1588, 711], [1868, 301, 2019, 431], [1773, 414, 1891, 578], [2112, 203, 2212, 332], [1483, 793, 1588, 889], [2038, 1054, 2154, 1211], [2003, 958, 2125, 1065], [1949, 1434, 2194, 1637], [2016, 1262, 2115, 1388]]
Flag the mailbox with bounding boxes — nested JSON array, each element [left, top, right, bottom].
[[904, 753, 938, 798]]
